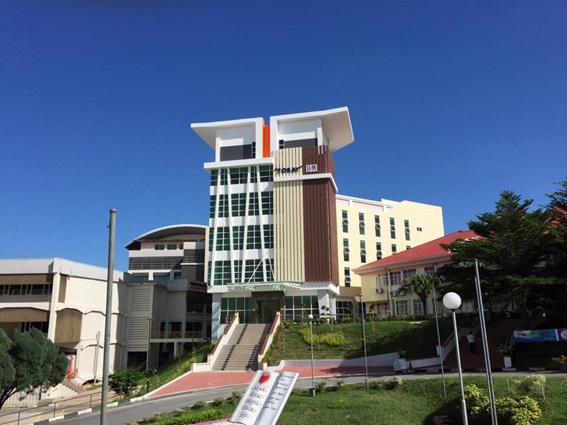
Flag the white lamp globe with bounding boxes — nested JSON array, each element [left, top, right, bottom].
[[308, 314, 314, 320], [443, 292, 462, 310]]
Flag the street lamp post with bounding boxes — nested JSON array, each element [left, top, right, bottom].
[[359, 297, 369, 389], [443, 292, 468, 425], [308, 314, 315, 396]]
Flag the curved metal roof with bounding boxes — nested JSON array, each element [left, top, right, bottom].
[[125, 224, 207, 250]]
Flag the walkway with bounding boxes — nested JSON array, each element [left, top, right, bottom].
[[148, 364, 393, 398]]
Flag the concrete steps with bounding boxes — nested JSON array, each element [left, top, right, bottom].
[[213, 324, 270, 371]]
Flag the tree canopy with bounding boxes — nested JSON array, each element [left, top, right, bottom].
[[438, 178, 567, 316], [401, 273, 440, 316], [0, 328, 68, 410]]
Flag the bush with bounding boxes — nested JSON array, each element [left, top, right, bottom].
[[158, 409, 223, 425], [383, 376, 403, 390], [336, 379, 345, 388], [191, 400, 205, 410], [464, 384, 490, 420], [369, 380, 383, 390], [514, 374, 546, 396], [315, 380, 327, 393], [496, 396, 542, 425], [211, 396, 225, 406], [231, 390, 243, 404], [299, 328, 346, 347], [109, 367, 144, 397]]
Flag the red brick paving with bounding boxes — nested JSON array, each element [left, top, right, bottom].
[[149, 365, 392, 398]]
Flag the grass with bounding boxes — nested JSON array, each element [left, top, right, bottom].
[[133, 376, 567, 424], [264, 318, 454, 365]]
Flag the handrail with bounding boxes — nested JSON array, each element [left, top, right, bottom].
[[208, 313, 239, 365], [258, 311, 281, 364]]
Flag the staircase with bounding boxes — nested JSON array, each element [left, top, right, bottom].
[[213, 324, 270, 371], [444, 317, 527, 370], [61, 377, 87, 394]]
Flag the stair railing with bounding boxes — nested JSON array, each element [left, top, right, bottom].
[[208, 312, 239, 367], [257, 311, 281, 367]]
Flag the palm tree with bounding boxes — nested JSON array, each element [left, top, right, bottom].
[[400, 273, 439, 316]]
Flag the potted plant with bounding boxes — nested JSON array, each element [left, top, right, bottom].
[[496, 339, 515, 368]]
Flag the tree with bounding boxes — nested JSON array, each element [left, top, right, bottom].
[[0, 328, 68, 410], [400, 273, 439, 316], [545, 178, 567, 281], [439, 187, 565, 310], [109, 367, 144, 397]]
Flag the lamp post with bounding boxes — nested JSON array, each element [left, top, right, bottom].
[[443, 292, 468, 425], [359, 296, 369, 390], [308, 314, 315, 396]]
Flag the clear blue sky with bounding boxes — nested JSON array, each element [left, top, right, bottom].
[[1, 1, 565, 271]]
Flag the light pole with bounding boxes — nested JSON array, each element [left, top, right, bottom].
[[443, 292, 468, 425], [359, 296, 369, 389], [308, 314, 315, 396]]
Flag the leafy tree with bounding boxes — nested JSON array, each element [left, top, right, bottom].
[[0, 328, 68, 410], [400, 273, 439, 316], [439, 185, 567, 311], [109, 366, 144, 397], [545, 178, 567, 281]]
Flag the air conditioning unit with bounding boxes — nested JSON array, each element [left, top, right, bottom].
[[375, 287, 384, 294], [390, 290, 398, 297], [398, 289, 407, 296]]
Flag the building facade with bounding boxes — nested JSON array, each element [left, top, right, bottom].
[[192, 107, 445, 340], [0, 258, 128, 382], [353, 230, 478, 318], [125, 224, 211, 368]]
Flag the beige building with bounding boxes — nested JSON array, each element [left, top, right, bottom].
[[353, 230, 478, 318], [336, 195, 444, 296]]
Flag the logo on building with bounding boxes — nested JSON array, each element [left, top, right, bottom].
[[274, 165, 303, 174], [305, 164, 317, 173]]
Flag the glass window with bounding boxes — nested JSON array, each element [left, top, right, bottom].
[[220, 297, 253, 324], [376, 242, 382, 260], [344, 267, 351, 287], [390, 271, 401, 286], [336, 301, 353, 319], [390, 218, 396, 239], [403, 269, 416, 282], [263, 224, 274, 249], [342, 210, 348, 233], [404, 219, 411, 241], [154, 244, 164, 250], [425, 266, 436, 276], [360, 240, 366, 263], [359, 213, 365, 235], [167, 243, 178, 250], [413, 299, 424, 316], [343, 238, 349, 262], [391, 244, 397, 254], [284, 295, 318, 320], [374, 215, 381, 237], [395, 300, 410, 316], [261, 191, 273, 215]]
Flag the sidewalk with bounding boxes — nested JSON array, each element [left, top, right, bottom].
[[148, 364, 393, 398]]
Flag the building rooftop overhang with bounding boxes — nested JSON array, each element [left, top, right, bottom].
[[191, 117, 264, 149], [125, 224, 207, 250]]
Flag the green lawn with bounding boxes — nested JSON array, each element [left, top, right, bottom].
[[264, 319, 454, 365], [136, 375, 567, 425]]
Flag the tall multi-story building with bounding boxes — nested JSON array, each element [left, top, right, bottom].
[[192, 107, 445, 340], [336, 195, 444, 292], [125, 224, 210, 367]]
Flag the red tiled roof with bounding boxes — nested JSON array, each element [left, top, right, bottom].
[[353, 230, 479, 275]]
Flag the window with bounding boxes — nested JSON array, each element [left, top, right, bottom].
[[154, 244, 164, 250], [261, 191, 273, 215], [173, 271, 182, 280], [215, 226, 231, 250], [403, 269, 416, 282], [229, 167, 249, 185], [342, 210, 348, 233], [359, 213, 365, 235], [153, 273, 169, 282], [248, 193, 260, 216], [344, 267, 351, 287], [263, 224, 274, 249], [417, 227, 423, 232], [425, 266, 436, 276], [389, 271, 401, 286], [167, 243, 178, 250], [336, 301, 353, 319], [343, 238, 350, 262], [232, 226, 245, 250], [378, 275, 388, 288], [221, 297, 253, 324], [246, 225, 263, 249], [404, 219, 411, 241], [406, 246, 411, 250], [284, 296, 318, 320], [395, 300, 410, 316], [391, 244, 397, 254], [210, 194, 229, 218], [376, 242, 382, 260], [413, 299, 424, 316], [390, 218, 396, 239], [374, 215, 381, 237], [231, 193, 247, 216], [259, 166, 272, 182], [360, 241, 367, 263]]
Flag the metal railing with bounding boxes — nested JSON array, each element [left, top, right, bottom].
[[150, 330, 203, 339]]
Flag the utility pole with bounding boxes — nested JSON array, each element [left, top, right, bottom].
[[100, 209, 116, 425]]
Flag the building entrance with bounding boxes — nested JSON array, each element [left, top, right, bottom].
[[257, 300, 279, 323]]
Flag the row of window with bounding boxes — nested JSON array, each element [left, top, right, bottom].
[[154, 243, 183, 250], [342, 239, 409, 263], [208, 259, 275, 286], [342, 210, 418, 241], [0, 284, 52, 296], [376, 267, 436, 288], [210, 191, 273, 218], [210, 166, 273, 187], [209, 224, 274, 251]]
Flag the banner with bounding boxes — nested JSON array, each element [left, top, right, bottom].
[[513, 329, 559, 343]]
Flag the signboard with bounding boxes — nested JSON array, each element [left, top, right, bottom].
[[230, 370, 299, 425], [305, 164, 317, 173], [513, 329, 559, 343]]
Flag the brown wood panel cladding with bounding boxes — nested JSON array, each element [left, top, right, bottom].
[[302, 146, 338, 284], [54, 309, 82, 344]]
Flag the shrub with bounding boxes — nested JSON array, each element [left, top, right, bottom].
[[464, 384, 490, 420], [159, 409, 223, 425], [315, 381, 327, 393], [496, 396, 542, 425], [383, 376, 403, 390], [369, 380, 383, 390], [211, 396, 225, 406], [191, 400, 205, 410], [231, 390, 243, 404], [514, 374, 546, 396], [299, 328, 346, 347], [336, 379, 345, 388], [109, 367, 144, 397]]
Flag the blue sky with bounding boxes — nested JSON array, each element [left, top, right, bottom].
[[1, 0, 565, 271]]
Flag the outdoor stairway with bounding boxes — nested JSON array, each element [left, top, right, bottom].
[[61, 378, 87, 394], [213, 324, 271, 371], [443, 317, 527, 370]]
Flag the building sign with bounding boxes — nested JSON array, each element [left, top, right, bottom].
[[230, 370, 299, 425], [305, 164, 317, 173], [274, 165, 302, 174], [514, 329, 562, 343]]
